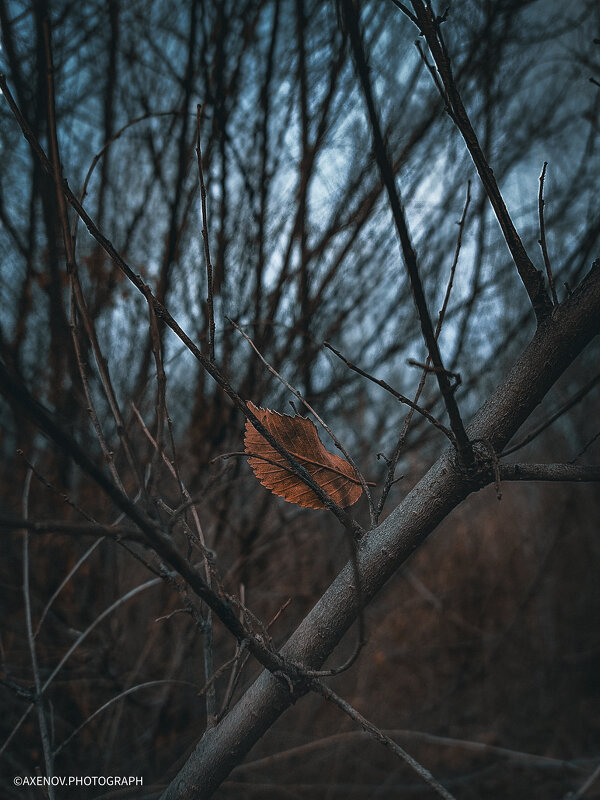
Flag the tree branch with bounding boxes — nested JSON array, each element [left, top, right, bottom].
[[312, 680, 456, 800], [407, 1, 553, 323], [538, 161, 558, 305], [160, 259, 600, 799], [341, 1, 474, 470], [501, 371, 600, 456], [498, 463, 600, 482], [0, 514, 146, 541]]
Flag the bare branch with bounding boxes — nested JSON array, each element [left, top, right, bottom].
[[341, 1, 474, 469], [196, 104, 216, 362], [502, 371, 600, 456], [238, 728, 582, 773], [406, 0, 553, 323], [53, 680, 198, 757], [0, 515, 145, 541], [388, 0, 418, 24], [312, 680, 456, 800], [538, 161, 559, 305], [324, 341, 455, 443], [498, 463, 600, 482], [568, 760, 600, 800], [376, 181, 471, 518], [20, 467, 55, 798]]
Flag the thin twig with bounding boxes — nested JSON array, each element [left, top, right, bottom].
[[70, 267, 146, 494], [0, 515, 145, 541], [0, 704, 34, 759], [69, 290, 126, 492], [130, 401, 219, 724], [219, 585, 249, 720], [196, 104, 216, 361], [406, 359, 461, 383], [239, 728, 583, 773], [34, 540, 103, 638], [568, 759, 600, 799], [142, 286, 168, 490], [415, 38, 446, 99], [17, 450, 97, 523], [502, 371, 600, 456], [538, 162, 558, 305], [21, 466, 55, 798], [389, 0, 418, 24], [41, 579, 162, 697], [166, 496, 206, 534], [571, 429, 600, 463], [437, 180, 472, 334], [130, 405, 215, 565], [312, 679, 456, 800], [53, 680, 198, 757], [324, 342, 454, 443], [220, 595, 293, 720]]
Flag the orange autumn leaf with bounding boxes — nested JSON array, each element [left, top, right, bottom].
[[244, 401, 364, 510]]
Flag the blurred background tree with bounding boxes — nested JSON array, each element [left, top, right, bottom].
[[0, 0, 599, 797]]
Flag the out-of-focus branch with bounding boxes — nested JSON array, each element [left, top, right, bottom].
[[0, 515, 146, 542], [196, 104, 216, 362], [21, 469, 56, 799], [42, 21, 145, 496], [502, 371, 600, 456]]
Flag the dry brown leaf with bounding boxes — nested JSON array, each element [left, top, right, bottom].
[[244, 401, 364, 509]]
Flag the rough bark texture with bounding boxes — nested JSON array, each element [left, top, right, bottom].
[[161, 260, 600, 799]]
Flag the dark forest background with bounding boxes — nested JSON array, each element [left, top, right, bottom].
[[1, 0, 599, 798]]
